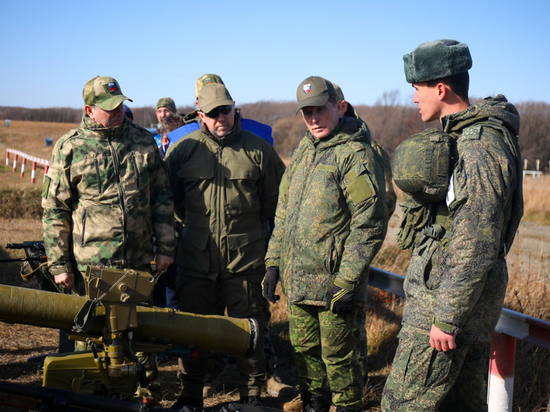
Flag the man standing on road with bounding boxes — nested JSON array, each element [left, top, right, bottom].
[[164, 80, 285, 408], [42, 75, 175, 293], [263, 76, 388, 412], [382, 40, 523, 411]]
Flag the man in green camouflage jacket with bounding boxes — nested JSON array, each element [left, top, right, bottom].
[[263, 76, 388, 412], [42, 76, 176, 293], [382, 40, 523, 411], [164, 81, 285, 408]]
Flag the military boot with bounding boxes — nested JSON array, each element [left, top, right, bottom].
[[301, 391, 331, 412], [265, 357, 297, 399]]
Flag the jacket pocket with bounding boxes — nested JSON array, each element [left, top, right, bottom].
[[325, 234, 339, 275], [180, 226, 210, 274], [223, 161, 260, 214], [226, 229, 264, 273]]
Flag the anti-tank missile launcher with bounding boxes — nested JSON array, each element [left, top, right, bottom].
[[0, 265, 258, 404]]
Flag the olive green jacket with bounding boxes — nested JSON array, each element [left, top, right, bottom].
[[42, 112, 176, 276], [165, 112, 285, 279], [401, 95, 523, 342], [266, 117, 388, 305]]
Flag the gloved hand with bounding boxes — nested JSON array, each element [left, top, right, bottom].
[[325, 281, 354, 314], [262, 267, 280, 303]]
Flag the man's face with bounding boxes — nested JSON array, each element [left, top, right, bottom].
[[301, 100, 344, 139], [412, 82, 442, 122], [87, 104, 125, 129], [198, 105, 235, 138], [156, 107, 173, 122]]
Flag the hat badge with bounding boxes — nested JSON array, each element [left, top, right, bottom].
[[303, 83, 311, 94]]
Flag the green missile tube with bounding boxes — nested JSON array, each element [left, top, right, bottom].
[[0, 285, 257, 357]]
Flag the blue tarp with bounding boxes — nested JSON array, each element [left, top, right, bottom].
[[167, 119, 273, 146]]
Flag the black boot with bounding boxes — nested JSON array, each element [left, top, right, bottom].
[[301, 391, 331, 412]]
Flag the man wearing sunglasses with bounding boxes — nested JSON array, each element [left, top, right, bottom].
[[164, 81, 285, 409]]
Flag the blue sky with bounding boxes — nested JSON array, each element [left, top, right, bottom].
[[1, 0, 549, 110]]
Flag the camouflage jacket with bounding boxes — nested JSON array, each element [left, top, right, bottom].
[[266, 117, 388, 306], [42, 112, 176, 276], [165, 111, 285, 279], [401, 95, 523, 342]]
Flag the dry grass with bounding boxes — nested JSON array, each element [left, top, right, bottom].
[[0, 121, 548, 411]]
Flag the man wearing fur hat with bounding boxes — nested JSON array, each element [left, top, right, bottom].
[[382, 40, 523, 411], [164, 80, 285, 408]]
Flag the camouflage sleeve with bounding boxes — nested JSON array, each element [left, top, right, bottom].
[[336, 146, 388, 286], [258, 145, 286, 224], [434, 132, 511, 331], [42, 138, 76, 276], [150, 147, 176, 257]]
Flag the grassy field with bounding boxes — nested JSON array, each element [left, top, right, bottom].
[[0, 121, 548, 411]]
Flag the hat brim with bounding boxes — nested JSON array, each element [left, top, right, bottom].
[[95, 95, 132, 111], [295, 94, 330, 114], [201, 98, 234, 115]]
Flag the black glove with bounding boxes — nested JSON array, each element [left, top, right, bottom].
[[325, 282, 354, 314], [262, 267, 280, 303]]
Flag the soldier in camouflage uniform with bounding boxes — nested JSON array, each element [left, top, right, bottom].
[[42, 76, 176, 293], [382, 40, 523, 411], [164, 81, 285, 408], [263, 76, 388, 412]]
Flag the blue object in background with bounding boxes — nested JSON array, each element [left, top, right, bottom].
[[167, 119, 273, 146]]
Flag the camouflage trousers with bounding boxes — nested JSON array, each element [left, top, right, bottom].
[[289, 304, 363, 411], [381, 326, 490, 412]]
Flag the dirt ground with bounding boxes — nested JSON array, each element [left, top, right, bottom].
[[0, 212, 548, 411]]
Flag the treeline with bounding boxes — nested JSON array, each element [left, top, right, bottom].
[[1, 94, 549, 170]]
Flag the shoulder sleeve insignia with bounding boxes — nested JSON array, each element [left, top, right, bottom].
[[461, 125, 482, 141]]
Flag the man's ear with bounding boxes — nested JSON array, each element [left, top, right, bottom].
[[437, 83, 447, 101], [84, 105, 94, 119], [336, 100, 346, 118]]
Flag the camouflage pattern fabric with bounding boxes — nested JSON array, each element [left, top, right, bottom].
[[383, 95, 523, 408], [42, 111, 176, 276], [266, 116, 387, 305], [382, 326, 489, 412], [164, 111, 285, 280], [289, 304, 363, 411]]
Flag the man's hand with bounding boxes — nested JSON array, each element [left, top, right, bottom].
[[54, 272, 75, 290], [262, 267, 280, 303], [155, 254, 174, 273], [325, 283, 354, 314], [430, 324, 456, 352]]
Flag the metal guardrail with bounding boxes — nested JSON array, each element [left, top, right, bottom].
[[368, 266, 550, 411]]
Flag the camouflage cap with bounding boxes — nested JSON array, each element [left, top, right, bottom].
[[195, 74, 225, 100], [156, 97, 177, 114], [296, 76, 336, 114], [197, 83, 234, 114], [332, 82, 345, 101], [82, 76, 132, 111], [403, 39, 472, 83]]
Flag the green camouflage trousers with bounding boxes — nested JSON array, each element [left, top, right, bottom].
[[382, 326, 489, 412], [289, 304, 363, 411]]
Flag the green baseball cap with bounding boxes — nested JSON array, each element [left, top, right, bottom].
[[403, 39, 472, 84], [195, 74, 225, 99], [155, 97, 177, 114], [82, 76, 132, 111], [296, 76, 336, 114], [197, 83, 234, 114]]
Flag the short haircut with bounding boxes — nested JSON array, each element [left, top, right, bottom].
[[159, 115, 185, 136], [427, 71, 470, 103], [327, 94, 339, 106]]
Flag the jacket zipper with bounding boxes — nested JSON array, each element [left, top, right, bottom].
[[81, 208, 87, 247], [107, 131, 128, 267], [131, 154, 140, 189], [215, 143, 224, 271]]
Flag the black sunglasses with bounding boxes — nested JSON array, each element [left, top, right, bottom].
[[204, 105, 233, 118]]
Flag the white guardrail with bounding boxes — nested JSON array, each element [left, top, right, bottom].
[[368, 267, 550, 412], [5, 149, 50, 184]]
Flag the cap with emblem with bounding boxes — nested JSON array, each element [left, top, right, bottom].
[[197, 83, 234, 114], [155, 97, 177, 114], [195, 74, 225, 100], [403, 39, 472, 84], [296, 76, 336, 114], [82, 76, 132, 111]]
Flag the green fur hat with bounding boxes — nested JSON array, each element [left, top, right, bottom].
[[403, 39, 472, 83]]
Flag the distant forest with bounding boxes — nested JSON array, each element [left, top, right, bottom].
[[1, 92, 549, 171]]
